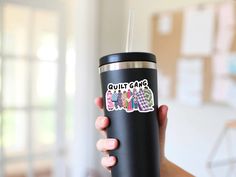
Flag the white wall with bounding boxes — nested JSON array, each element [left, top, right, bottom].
[[161, 99, 236, 176], [99, 0, 127, 56]]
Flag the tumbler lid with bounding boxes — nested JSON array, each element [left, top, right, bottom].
[[99, 52, 156, 67]]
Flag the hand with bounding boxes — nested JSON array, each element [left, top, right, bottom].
[[94, 97, 168, 169]]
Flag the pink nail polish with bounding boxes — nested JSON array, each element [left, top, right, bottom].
[[109, 157, 115, 163], [108, 140, 115, 147]]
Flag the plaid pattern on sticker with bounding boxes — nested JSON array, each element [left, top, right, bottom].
[[137, 89, 154, 112]]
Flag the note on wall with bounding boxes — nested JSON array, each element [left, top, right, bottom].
[[228, 53, 236, 75], [212, 54, 229, 76], [227, 82, 236, 108], [181, 6, 215, 56], [213, 53, 236, 76], [176, 58, 204, 106], [212, 77, 231, 102], [158, 14, 173, 35], [216, 2, 235, 52], [212, 76, 236, 107]]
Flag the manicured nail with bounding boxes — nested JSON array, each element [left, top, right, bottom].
[[108, 156, 116, 164], [102, 117, 107, 125], [98, 117, 106, 127], [108, 139, 116, 148]]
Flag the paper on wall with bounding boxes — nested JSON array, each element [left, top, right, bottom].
[[181, 6, 215, 56], [218, 2, 235, 27], [176, 58, 204, 106], [228, 53, 236, 75], [227, 81, 236, 108], [212, 77, 231, 102], [212, 53, 229, 76], [212, 53, 236, 77], [212, 76, 236, 107], [216, 2, 235, 52], [158, 13, 173, 35], [216, 30, 234, 52]]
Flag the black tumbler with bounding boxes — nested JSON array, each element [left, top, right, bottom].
[[99, 52, 160, 177]]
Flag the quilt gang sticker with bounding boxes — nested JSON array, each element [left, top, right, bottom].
[[105, 79, 154, 113]]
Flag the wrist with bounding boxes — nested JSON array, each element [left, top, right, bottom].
[[160, 156, 169, 166], [160, 157, 195, 177], [160, 157, 170, 177]]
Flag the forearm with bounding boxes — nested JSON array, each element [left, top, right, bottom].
[[161, 159, 195, 177]]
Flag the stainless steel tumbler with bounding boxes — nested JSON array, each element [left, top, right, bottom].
[[99, 52, 160, 177]]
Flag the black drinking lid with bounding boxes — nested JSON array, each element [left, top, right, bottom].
[[99, 52, 156, 67]]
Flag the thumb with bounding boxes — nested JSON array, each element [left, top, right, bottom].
[[157, 105, 168, 160]]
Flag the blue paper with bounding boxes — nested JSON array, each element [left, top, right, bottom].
[[228, 54, 236, 75]]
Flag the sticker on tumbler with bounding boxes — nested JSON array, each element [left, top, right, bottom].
[[105, 79, 154, 113]]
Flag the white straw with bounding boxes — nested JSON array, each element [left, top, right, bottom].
[[126, 9, 135, 52]]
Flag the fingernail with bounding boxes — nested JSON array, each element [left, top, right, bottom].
[[102, 117, 107, 124], [108, 156, 116, 163], [98, 117, 106, 126], [108, 139, 116, 148], [162, 106, 168, 113], [165, 106, 168, 111]]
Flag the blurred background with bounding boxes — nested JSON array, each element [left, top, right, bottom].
[[0, 0, 236, 177]]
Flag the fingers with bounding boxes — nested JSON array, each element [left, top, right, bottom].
[[95, 116, 110, 131], [101, 156, 117, 168], [97, 138, 118, 169], [158, 105, 168, 128], [95, 97, 108, 137], [96, 139, 119, 152], [95, 97, 117, 169], [94, 97, 103, 110], [95, 116, 109, 137], [157, 105, 168, 160]]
